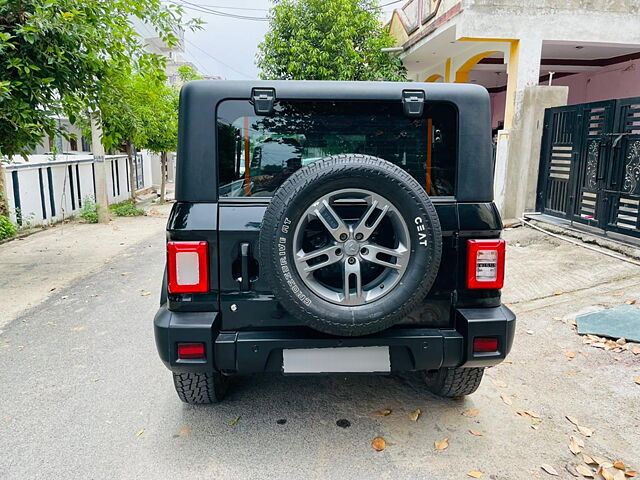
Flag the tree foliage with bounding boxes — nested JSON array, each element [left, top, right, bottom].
[[0, 0, 197, 158], [257, 0, 405, 81]]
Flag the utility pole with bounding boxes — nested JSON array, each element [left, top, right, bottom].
[[90, 112, 110, 224]]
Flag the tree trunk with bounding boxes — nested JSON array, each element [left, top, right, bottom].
[[159, 151, 167, 204], [0, 163, 7, 216], [126, 142, 136, 201]]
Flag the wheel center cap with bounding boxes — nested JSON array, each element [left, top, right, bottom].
[[344, 239, 360, 256]]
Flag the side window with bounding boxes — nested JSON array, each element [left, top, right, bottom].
[[217, 100, 457, 198]]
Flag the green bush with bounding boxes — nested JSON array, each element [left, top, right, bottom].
[[109, 200, 145, 217], [80, 198, 99, 223], [0, 214, 17, 240]]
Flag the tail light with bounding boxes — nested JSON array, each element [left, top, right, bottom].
[[167, 241, 209, 293], [177, 342, 206, 359], [473, 337, 499, 353], [466, 239, 505, 289]]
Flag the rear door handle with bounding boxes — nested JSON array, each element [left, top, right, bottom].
[[240, 242, 250, 291]]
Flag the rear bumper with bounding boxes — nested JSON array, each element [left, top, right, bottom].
[[154, 305, 515, 374]]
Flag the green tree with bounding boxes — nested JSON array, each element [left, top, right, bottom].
[[97, 66, 200, 203], [132, 74, 180, 203], [257, 0, 406, 81], [96, 67, 141, 201], [0, 0, 199, 212]]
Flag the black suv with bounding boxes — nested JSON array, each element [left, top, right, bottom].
[[154, 80, 515, 404]]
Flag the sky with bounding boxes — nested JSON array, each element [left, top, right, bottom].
[[178, 0, 402, 80]]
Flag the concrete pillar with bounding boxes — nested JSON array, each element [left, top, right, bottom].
[[494, 37, 544, 219], [150, 152, 162, 190], [509, 86, 569, 218], [90, 113, 110, 224]]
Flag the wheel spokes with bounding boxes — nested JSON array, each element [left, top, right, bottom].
[[293, 188, 411, 307], [295, 245, 342, 273], [314, 199, 349, 242], [360, 243, 407, 270], [353, 198, 390, 241], [343, 258, 363, 303]]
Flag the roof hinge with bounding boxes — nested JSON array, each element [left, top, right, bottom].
[[402, 90, 425, 118], [252, 87, 276, 115]]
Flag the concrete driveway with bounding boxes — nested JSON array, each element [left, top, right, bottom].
[[1, 219, 639, 479]]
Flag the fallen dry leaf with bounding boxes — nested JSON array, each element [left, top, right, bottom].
[[568, 318, 577, 326], [373, 409, 392, 416], [566, 416, 580, 426], [467, 472, 483, 478], [71, 326, 86, 332], [517, 410, 540, 418], [599, 467, 619, 480], [631, 346, 640, 355], [576, 464, 594, 477], [576, 425, 594, 437], [469, 429, 484, 436], [140, 291, 151, 296], [500, 393, 513, 406], [625, 299, 637, 305], [542, 463, 560, 476], [371, 436, 386, 451], [582, 454, 596, 465], [463, 409, 480, 417], [566, 351, 576, 359], [616, 338, 627, 345], [634, 377, 640, 385], [614, 461, 626, 471], [626, 470, 638, 477], [554, 291, 565, 295], [569, 435, 584, 455], [491, 379, 508, 388], [408, 409, 421, 422], [135, 429, 144, 437], [434, 437, 449, 450], [593, 457, 612, 466]]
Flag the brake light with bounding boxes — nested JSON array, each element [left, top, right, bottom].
[[177, 342, 205, 359], [167, 241, 209, 293], [467, 239, 505, 289], [473, 337, 499, 353]]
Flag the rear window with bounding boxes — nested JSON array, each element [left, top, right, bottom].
[[217, 100, 457, 198]]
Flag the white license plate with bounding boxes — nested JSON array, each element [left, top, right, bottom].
[[282, 346, 390, 374]]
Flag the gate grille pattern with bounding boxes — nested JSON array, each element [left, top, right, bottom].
[[537, 97, 640, 239]]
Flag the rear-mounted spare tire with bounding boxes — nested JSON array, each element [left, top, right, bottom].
[[259, 154, 442, 336]]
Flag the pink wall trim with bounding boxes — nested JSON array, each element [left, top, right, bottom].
[[552, 59, 640, 105], [489, 58, 640, 128]]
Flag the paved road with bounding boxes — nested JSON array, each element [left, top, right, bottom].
[[1, 225, 639, 479]]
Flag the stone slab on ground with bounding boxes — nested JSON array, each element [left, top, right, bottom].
[[577, 304, 640, 342]]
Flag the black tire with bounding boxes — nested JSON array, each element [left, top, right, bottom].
[[172, 372, 229, 404], [259, 154, 442, 337], [423, 367, 485, 397]]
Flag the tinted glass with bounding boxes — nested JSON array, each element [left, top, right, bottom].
[[217, 100, 457, 198]]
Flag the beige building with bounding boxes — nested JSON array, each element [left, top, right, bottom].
[[387, 0, 640, 220]]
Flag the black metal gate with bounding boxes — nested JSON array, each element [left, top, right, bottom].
[[537, 97, 640, 239]]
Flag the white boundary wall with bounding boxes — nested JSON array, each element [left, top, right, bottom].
[[2, 153, 152, 227]]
